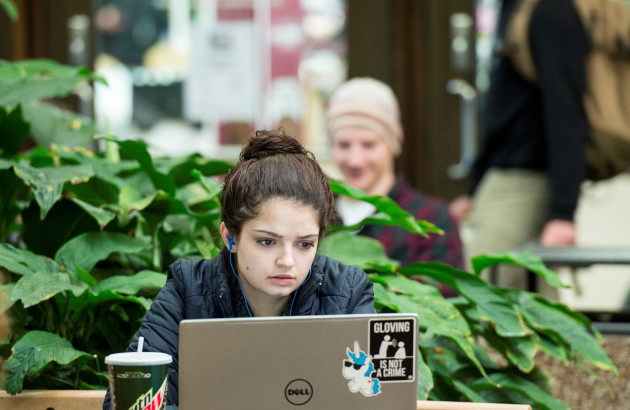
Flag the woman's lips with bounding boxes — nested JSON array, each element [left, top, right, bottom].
[[269, 275, 294, 286]]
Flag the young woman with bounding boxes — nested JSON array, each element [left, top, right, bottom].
[[103, 130, 375, 409]]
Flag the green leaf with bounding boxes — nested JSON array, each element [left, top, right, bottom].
[[169, 157, 233, 187], [400, 262, 532, 338], [452, 379, 488, 402], [2, 330, 93, 394], [1, 283, 16, 313], [191, 169, 223, 199], [70, 197, 116, 229], [112, 139, 176, 196], [319, 231, 398, 269], [483, 330, 539, 373], [1, 0, 19, 20], [0, 105, 30, 156], [0, 243, 60, 276], [22, 101, 96, 148], [471, 372, 568, 410], [0, 59, 101, 107], [119, 185, 156, 221], [53, 144, 133, 192], [11, 161, 94, 218], [92, 270, 166, 295], [373, 273, 443, 299], [69, 288, 153, 315], [537, 333, 569, 363], [471, 251, 567, 288], [330, 179, 443, 237], [416, 349, 434, 400], [54, 231, 150, 274], [75, 265, 98, 288], [424, 342, 473, 379], [12, 271, 86, 307], [514, 291, 617, 375]]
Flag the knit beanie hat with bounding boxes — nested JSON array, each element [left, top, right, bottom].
[[327, 77, 403, 156]]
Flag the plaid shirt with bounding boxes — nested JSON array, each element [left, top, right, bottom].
[[358, 176, 464, 269]]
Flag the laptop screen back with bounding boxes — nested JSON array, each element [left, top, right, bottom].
[[178, 313, 419, 409]]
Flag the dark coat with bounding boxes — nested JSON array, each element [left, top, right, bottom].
[[103, 248, 375, 408]]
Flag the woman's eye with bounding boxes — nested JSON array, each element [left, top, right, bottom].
[[259, 239, 274, 246], [298, 242, 315, 249]]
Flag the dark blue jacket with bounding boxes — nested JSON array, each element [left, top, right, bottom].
[[103, 248, 375, 408]]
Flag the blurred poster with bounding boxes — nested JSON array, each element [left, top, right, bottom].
[[185, 20, 259, 122]]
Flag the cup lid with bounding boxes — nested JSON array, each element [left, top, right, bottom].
[[105, 351, 172, 366]]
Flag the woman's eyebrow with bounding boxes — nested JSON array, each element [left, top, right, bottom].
[[254, 229, 282, 238], [254, 230, 318, 240]]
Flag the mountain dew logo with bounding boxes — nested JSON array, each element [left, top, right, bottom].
[[129, 377, 167, 410]]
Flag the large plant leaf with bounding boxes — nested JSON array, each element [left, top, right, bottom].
[[424, 342, 487, 401], [2, 330, 93, 394], [0, 243, 60, 276], [69, 198, 116, 229], [168, 157, 233, 187], [192, 169, 223, 200], [54, 231, 150, 274], [482, 329, 539, 373], [176, 181, 218, 209], [113, 139, 176, 196], [372, 273, 442, 298], [68, 289, 153, 316], [53, 144, 135, 192], [92, 270, 166, 295], [512, 291, 617, 374], [471, 372, 568, 410], [0, 104, 30, 156], [10, 161, 94, 218], [537, 333, 569, 363], [1, 0, 18, 20], [471, 251, 567, 288], [417, 349, 434, 400], [330, 179, 442, 237], [319, 231, 398, 269], [21, 198, 100, 258], [22, 101, 96, 148], [0, 282, 16, 313], [11, 271, 87, 307], [0, 59, 101, 107], [399, 262, 532, 338]]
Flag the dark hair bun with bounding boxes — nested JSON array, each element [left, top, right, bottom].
[[240, 130, 310, 161]]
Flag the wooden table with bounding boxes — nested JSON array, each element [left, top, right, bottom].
[[0, 390, 533, 409]]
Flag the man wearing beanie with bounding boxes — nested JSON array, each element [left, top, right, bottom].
[[328, 77, 464, 269]]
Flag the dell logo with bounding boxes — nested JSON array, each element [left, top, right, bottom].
[[288, 389, 310, 395], [285, 379, 313, 405]]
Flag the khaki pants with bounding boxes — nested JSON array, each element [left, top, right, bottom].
[[468, 168, 550, 290]]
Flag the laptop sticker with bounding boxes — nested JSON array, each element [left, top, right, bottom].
[[342, 341, 382, 397], [369, 318, 416, 382]]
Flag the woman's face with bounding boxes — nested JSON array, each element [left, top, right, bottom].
[[226, 198, 320, 308]]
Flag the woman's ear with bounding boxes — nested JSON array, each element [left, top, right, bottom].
[[219, 222, 236, 252]]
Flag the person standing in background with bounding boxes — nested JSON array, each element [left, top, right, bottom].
[[449, 0, 590, 289], [327, 77, 464, 269]]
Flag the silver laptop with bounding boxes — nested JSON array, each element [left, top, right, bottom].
[[178, 313, 419, 409]]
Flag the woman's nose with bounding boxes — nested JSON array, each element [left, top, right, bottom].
[[276, 246, 296, 268]]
